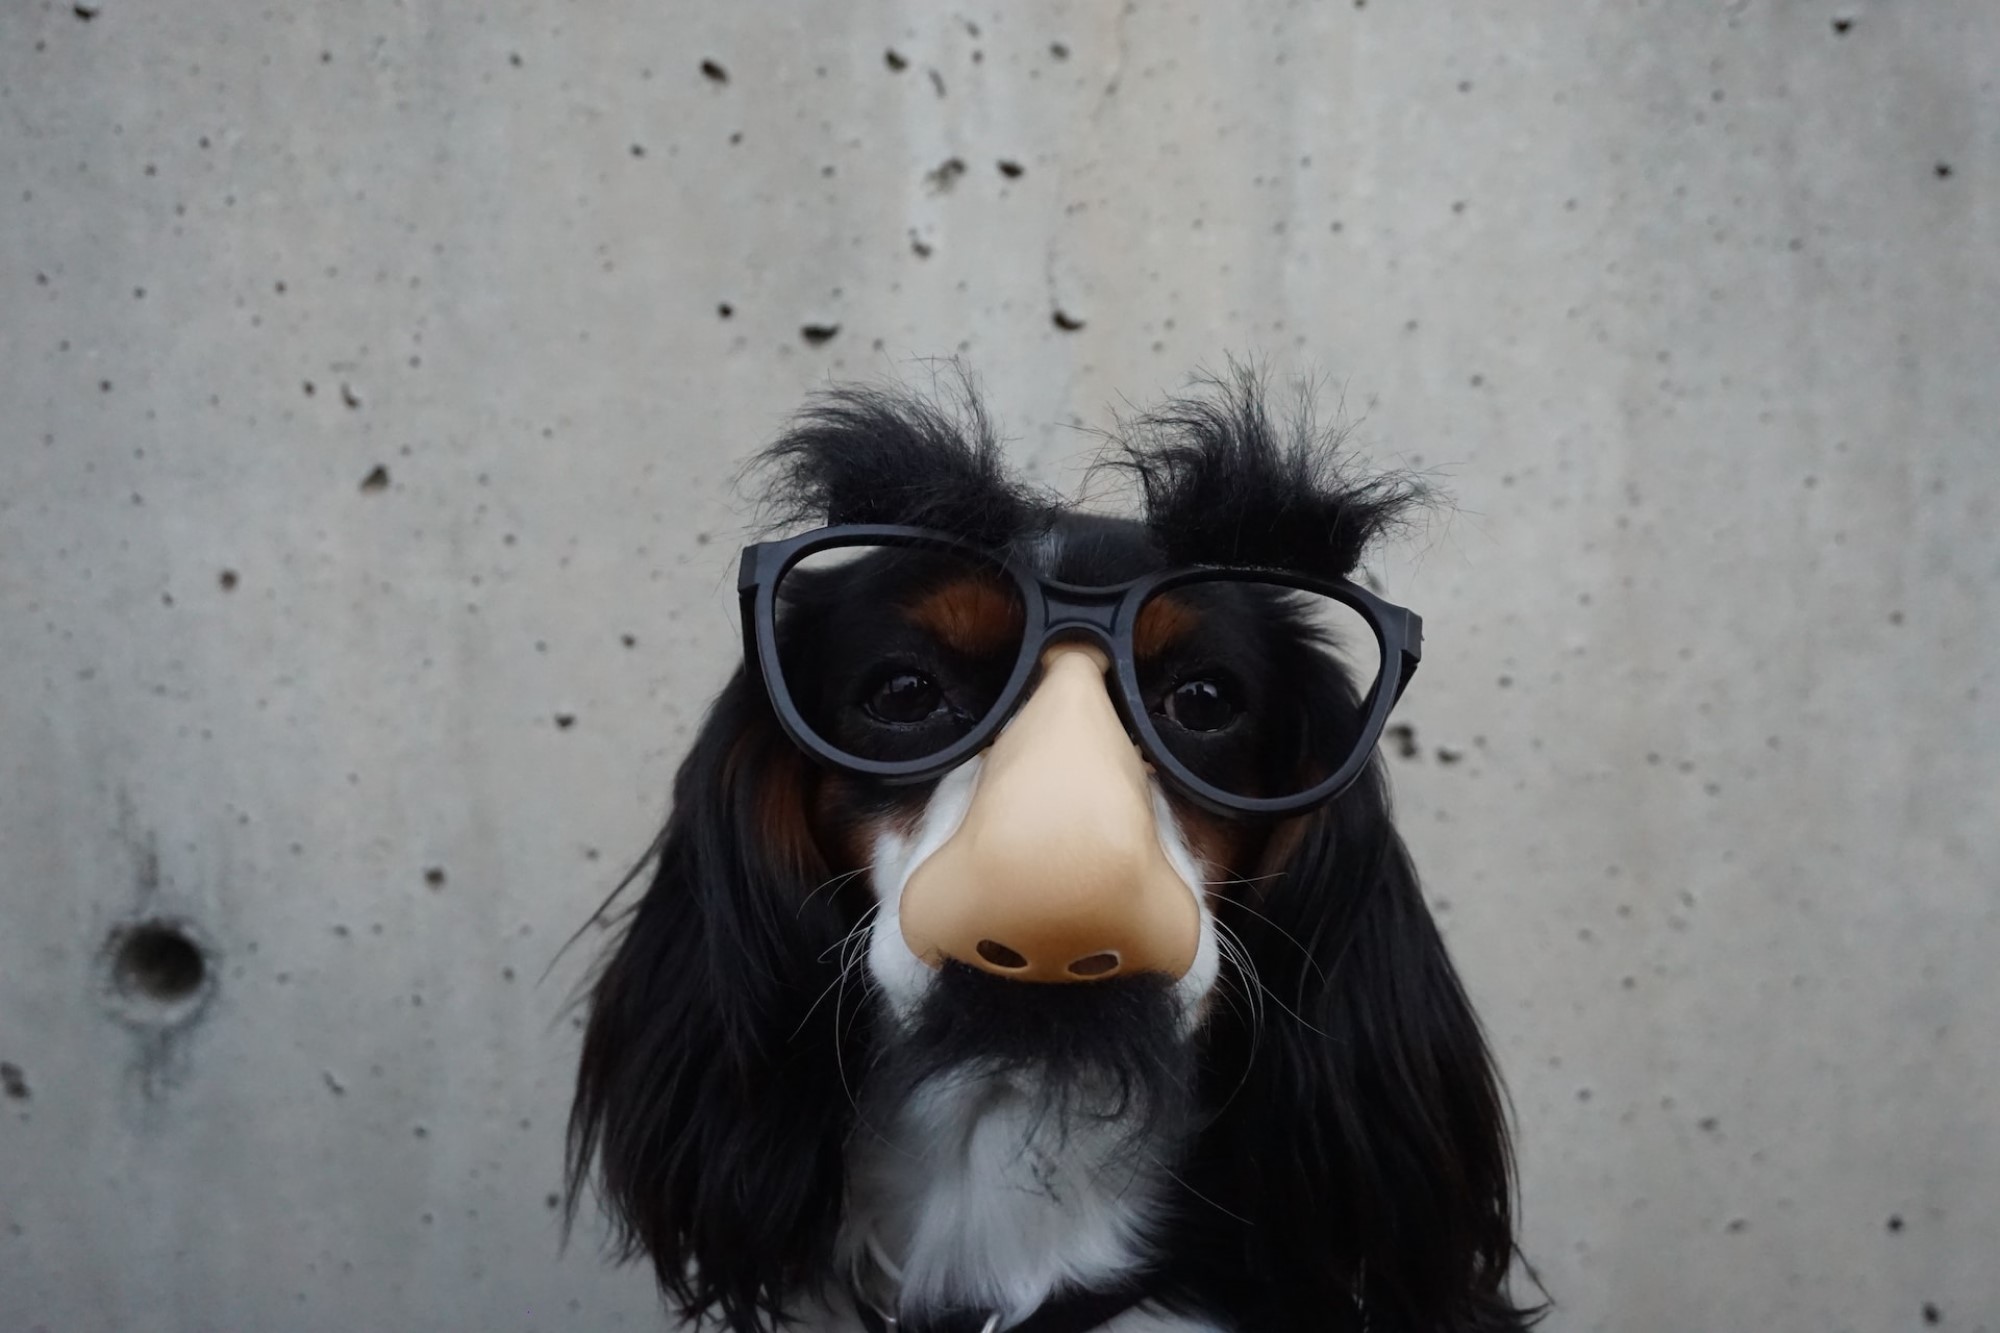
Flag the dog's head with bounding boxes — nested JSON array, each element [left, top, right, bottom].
[[569, 370, 1530, 1332]]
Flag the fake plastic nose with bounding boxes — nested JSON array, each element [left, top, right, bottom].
[[898, 644, 1202, 983]]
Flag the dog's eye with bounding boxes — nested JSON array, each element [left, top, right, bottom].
[[863, 670, 948, 725], [1160, 678, 1239, 733]]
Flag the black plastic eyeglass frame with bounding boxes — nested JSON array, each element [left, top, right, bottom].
[[738, 524, 1423, 818]]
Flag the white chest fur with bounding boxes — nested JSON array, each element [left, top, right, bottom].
[[834, 1064, 1205, 1330], [803, 1301, 1226, 1333]]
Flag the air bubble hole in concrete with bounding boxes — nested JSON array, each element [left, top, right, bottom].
[[112, 921, 207, 1002]]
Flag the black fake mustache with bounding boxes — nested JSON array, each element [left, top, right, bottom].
[[863, 962, 1198, 1149]]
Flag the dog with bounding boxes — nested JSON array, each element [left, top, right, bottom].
[[568, 370, 1536, 1332]]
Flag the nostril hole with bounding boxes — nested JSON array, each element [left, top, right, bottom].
[[975, 939, 1029, 970], [1067, 951, 1120, 978]]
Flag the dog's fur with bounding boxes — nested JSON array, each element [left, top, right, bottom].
[[568, 370, 1537, 1332]]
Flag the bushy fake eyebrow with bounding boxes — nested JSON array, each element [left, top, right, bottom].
[[1108, 369, 1424, 581]]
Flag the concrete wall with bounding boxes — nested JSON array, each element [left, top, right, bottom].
[[3, 1, 1995, 1329]]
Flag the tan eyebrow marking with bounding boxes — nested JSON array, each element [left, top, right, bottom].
[[1135, 594, 1201, 660], [906, 578, 1026, 656]]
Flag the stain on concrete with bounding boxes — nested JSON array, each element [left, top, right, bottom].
[[925, 157, 966, 193]]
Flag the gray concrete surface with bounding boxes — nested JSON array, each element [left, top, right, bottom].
[[3, 1, 1996, 1330]]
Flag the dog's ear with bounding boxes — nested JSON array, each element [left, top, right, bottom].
[[567, 673, 857, 1333], [1193, 761, 1536, 1332]]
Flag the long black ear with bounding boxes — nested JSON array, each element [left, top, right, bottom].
[[1121, 366, 1530, 1329], [566, 674, 860, 1333], [1188, 762, 1539, 1332]]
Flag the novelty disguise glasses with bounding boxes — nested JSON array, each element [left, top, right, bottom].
[[739, 524, 1423, 818]]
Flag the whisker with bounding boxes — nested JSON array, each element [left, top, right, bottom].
[[1201, 870, 1286, 889], [1246, 976, 1329, 1040], [1204, 950, 1256, 1032], [1203, 924, 1265, 1119], [817, 899, 883, 964], [799, 864, 874, 917], [831, 963, 863, 1113], [1156, 1161, 1252, 1226], [830, 904, 893, 1115], [1215, 916, 1328, 1038], [794, 903, 882, 1041], [1217, 895, 1330, 990], [1210, 926, 1262, 1031]]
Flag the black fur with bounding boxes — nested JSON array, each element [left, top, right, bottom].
[[749, 368, 1053, 551], [565, 683, 863, 1330], [864, 963, 1198, 1165], [1161, 765, 1531, 1330], [1107, 364, 1428, 581], [569, 371, 1537, 1333]]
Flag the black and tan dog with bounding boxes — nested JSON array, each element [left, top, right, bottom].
[[569, 371, 1536, 1333]]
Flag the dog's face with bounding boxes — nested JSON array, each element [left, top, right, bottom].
[[763, 506, 1399, 1025], [790, 517, 1254, 1025], [569, 373, 1529, 1333]]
